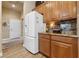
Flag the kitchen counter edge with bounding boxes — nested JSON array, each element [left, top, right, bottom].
[[39, 32, 79, 38]]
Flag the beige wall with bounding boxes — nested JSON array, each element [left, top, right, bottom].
[[2, 7, 21, 39], [0, 1, 2, 57], [23, 1, 35, 17]]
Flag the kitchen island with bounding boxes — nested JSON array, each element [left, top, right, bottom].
[[39, 32, 78, 58]]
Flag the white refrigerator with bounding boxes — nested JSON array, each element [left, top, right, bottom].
[[23, 11, 44, 54]]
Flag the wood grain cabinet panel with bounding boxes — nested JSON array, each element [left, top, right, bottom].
[[39, 34, 50, 39], [51, 41, 74, 58], [50, 2, 62, 20], [51, 36, 74, 44], [35, 5, 43, 14], [68, 2, 76, 19], [42, 3, 51, 22], [39, 38, 50, 57], [39, 33, 78, 58], [59, 2, 70, 20], [35, 1, 76, 22], [60, 2, 76, 20]]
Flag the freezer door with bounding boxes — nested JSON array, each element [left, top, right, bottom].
[[23, 36, 38, 54]]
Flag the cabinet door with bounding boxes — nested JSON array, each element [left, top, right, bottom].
[[50, 2, 61, 20], [51, 41, 74, 58], [35, 4, 45, 16], [68, 2, 76, 19], [60, 2, 70, 20], [42, 2, 51, 23], [35, 5, 42, 13], [39, 38, 50, 57], [60, 2, 76, 20]]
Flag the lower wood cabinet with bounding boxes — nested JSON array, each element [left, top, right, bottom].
[[39, 33, 78, 58], [39, 38, 50, 57], [51, 41, 74, 58]]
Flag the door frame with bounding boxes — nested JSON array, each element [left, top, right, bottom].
[[0, 1, 2, 57]]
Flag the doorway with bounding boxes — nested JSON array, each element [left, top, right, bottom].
[[2, 1, 23, 51]]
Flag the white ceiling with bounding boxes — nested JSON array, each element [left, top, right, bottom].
[[2, 1, 23, 13]]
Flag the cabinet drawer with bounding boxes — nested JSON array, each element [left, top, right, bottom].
[[39, 34, 50, 39], [51, 36, 75, 44]]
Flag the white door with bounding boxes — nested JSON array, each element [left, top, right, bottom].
[[9, 19, 21, 39]]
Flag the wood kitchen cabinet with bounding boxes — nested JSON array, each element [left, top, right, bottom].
[[39, 33, 78, 58], [43, 4, 51, 22], [35, 4, 43, 14], [50, 2, 62, 20], [60, 2, 76, 20], [51, 35, 78, 58], [35, 3, 50, 22], [68, 2, 76, 19], [50, 1, 76, 20], [59, 2, 70, 20], [51, 41, 74, 58], [35, 1, 76, 22], [39, 34, 50, 57]]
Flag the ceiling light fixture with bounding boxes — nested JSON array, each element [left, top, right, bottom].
[[12, 4, 15, 8]]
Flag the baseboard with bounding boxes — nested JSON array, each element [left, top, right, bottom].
[[2, 38, 23, 49], [2, 37, 22, 44]]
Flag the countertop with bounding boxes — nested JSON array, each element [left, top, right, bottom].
[[39, 32, 79, 38]]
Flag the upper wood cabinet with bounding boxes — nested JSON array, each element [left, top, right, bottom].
[[43, 3, 51, 22], [35, 4, 50, 22], [50, 1, 76, 20], [35, 1, 77, 22], [60, 2, 76, 20], [50, 2, 62, 20], [68, 2, 76, 19], [35, 4, 43, 14]]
